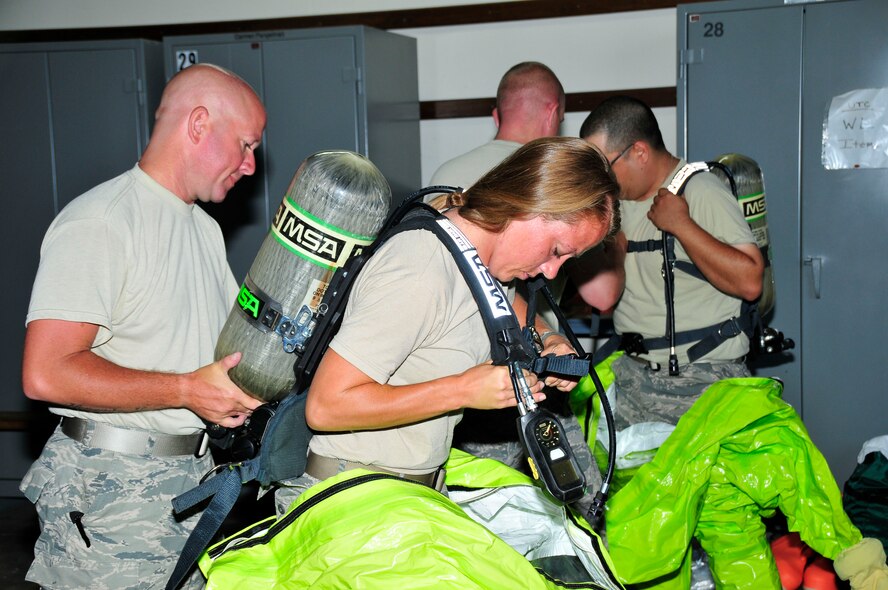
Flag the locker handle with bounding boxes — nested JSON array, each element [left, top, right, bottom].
[[804, 256, 822, 299]]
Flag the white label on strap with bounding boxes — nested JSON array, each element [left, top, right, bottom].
[[666, 161, 711, 194]]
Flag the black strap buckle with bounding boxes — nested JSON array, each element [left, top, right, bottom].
[[619, 332, 649, 356], [526, 326, 544, 355], [717, 317, 743, 339]]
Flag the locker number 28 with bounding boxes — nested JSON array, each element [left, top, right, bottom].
[[704, 22, 724, 37]]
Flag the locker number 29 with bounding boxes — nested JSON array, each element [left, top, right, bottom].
[[176, 50, 199, 71]]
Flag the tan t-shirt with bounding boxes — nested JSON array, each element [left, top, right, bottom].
[[309, 229, 491, 474], [27, 165, 238, 434], [429, 139, 523, 190], [613, 161, 756, 365]]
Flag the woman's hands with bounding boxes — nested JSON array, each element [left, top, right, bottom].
[[456, 362, 546, 410]]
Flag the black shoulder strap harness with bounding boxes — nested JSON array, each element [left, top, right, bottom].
[[165, 189, 611, 590], [593, 162, 760, 375]]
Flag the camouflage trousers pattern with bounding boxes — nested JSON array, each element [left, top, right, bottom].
[[20, 425, 213, 590], [611, 354, 751, 430], [274, 472, 322, 517]]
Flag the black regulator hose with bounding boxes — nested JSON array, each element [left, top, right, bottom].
[[582, 364, 616, 527], [537, 280, 616, 527]]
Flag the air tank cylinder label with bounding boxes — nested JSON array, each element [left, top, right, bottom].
[[737, 191, 768, 246], [271, 198, 375, 270], [738, 192, 766, 222]]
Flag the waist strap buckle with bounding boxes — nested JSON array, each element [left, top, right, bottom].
[[619, 332, 649, 356], [717, 317, 743, 338]]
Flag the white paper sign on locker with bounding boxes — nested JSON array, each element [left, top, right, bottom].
[[822, 87, 888, 170]]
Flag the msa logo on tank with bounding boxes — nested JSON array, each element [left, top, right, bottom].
[[738, 191, 768, 244], [739, 192, 766, 220], [238, 283, 265, 320], [272, 198, 375, 270]]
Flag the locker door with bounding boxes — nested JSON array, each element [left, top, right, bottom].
[[262, 35, 362, 203], [49, 48, 147, 209], [680, 5, 804, 410], [0, 53, 57, 492], [800, 0, 888, 482], [0, 54, 55, 332]]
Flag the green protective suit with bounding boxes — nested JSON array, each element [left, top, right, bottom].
[[570, 359, 862, 589], [198, 450, 624, 590]]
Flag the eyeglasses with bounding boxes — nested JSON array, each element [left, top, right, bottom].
[[608, 143, 633, 166]]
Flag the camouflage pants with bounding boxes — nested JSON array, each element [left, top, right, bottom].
[[274, 472, 321, 517], [20, 425, 213, 590], [611, 355, 751, 430]]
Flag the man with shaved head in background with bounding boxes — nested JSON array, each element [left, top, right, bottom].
[[21, 64, 266, 589], [430, 61, 565, 189]]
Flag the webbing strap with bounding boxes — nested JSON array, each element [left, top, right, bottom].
[[685, 302, 756, 363], [626, 240, 703, 282], [590, 335, 622, 366], [166, 463, 257, 590], [635, 315, 747, 353], [529, 355, 592, 378], [636, 324, 724, 352], [626, 239, 661, 253], [600, 304, 755, 367], [668, 161, 711, 193]]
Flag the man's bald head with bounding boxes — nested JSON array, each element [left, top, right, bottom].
[[493, 62, 565, 143], [153, 64, 262, 135], [140, 64, 266, 204], [496, 62, 564, 111]]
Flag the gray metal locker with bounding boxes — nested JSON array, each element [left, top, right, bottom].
[[678, 0, 888, 482], [0, 39, 163, 498], [163, 26, 421, 281], [677, 1, 805, 411]]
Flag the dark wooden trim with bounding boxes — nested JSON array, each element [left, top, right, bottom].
[[0, 0, 712, 44], [566, 86, 677, 112], [0, 412, 31, 432], [421, 97, 496, 120], [422, 86, 676, 119]]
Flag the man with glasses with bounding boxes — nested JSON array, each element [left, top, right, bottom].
[[580, 95, 764, 428]]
